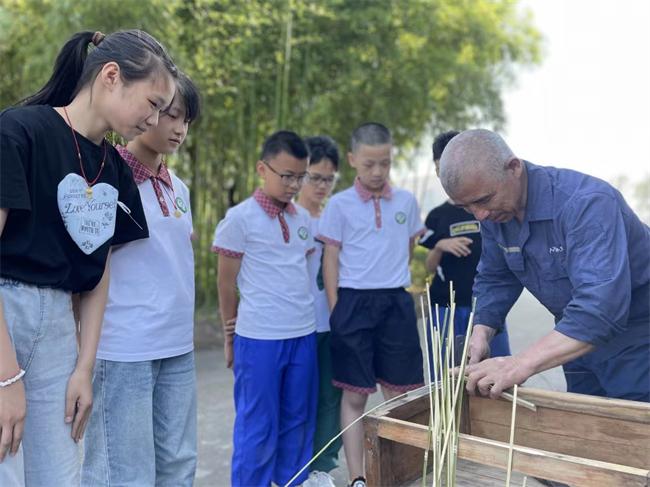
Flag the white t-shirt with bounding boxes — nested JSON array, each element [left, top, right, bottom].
[[318, 181, 425, 289], [97, 172, 195, 362], [304, 213, 331, 333], [212, 191, 316, 340]]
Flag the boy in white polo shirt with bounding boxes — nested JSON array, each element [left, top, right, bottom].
[[319, 123, 426, 487], [213, 131, 318, 487], [82, 72, 201, 486]]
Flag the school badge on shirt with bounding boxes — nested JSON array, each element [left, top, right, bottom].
[[395, 211, 407, 224], [175, 196, 188, 213], [57, 173, 118, 254], [298, 226, 309, 240]]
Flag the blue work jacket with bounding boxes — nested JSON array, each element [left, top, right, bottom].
[[473, 162, 649, 359]]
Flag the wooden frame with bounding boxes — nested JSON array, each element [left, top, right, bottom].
[[364, 387, 650, 486]]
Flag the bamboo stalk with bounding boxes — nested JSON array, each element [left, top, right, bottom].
[[501, 391, 537, 412], [420, 294, 434, 487], [435, 310, 473, 483], [432, 329, 441, 485], [505, 384, 519, 487], [425, 283, 441, 486], [459, 378, 537, 412], [447, 282, 456, 486]]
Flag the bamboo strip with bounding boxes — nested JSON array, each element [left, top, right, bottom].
[[505, 384, 519, 487]]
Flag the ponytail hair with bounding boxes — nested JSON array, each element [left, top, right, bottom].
[[22, 29, 177, 106]]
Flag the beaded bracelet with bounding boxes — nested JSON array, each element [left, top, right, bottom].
[[0, 369, 25, 388]]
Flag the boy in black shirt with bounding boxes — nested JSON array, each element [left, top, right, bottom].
[[420, 131, 510, 368]]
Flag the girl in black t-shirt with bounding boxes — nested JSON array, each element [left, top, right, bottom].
[[0, 30, 177, 485]]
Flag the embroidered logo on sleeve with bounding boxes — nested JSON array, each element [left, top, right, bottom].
[[395, 211, 407, 224], [57, 173, 118, 255], [298, 226, 309, 240], [449, 221, 480, 236]]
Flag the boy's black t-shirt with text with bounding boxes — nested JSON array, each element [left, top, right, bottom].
[[0, 105, 149, 292], [420, 201, 482, 307]]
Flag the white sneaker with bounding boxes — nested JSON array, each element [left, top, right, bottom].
[[303, 470, 337, 487], [349, 476, 366, 487]]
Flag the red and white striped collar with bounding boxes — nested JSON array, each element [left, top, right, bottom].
[[253, 188, 297, 218], [353, 177, 392, 202], [116, 145, 173, 189]]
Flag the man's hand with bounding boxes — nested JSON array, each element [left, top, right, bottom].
[[0, 379, 25, 462], [464, 355, 534, 399], [65, 367, 93, 443], [463, 329, 594, 400], [467, 324, 496, 365], [435, 237, 473, 257]]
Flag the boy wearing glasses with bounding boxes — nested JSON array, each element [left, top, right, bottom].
[[212, 131, 317, 487], [296, 136, 341, 487], [318, 123, 425, 487]]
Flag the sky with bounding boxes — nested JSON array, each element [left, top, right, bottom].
[[504, 0, 650, 182], [397, 0, 650, 214]]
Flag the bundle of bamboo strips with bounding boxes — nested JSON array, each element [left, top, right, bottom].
[[419, 280, 474, 487], [285, 281, 528, 487], [421, 280, 529, 487]]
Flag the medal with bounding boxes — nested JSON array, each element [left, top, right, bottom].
[[63, 107, 106, 196]]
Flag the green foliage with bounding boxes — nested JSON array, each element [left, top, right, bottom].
[[0, 0, 541, 305], [409, 245, 430, 293]]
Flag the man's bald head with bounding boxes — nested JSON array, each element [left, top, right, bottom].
[[439, 129, 515, 195]]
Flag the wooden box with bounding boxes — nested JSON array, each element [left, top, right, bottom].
[[364, 387, 650, 486]]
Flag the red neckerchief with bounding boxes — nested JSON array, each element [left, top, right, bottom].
[[353, 177, 392, 229], [117, 145, 174, 216], [253, 188, 296, 243]]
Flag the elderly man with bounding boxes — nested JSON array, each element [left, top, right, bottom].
[[439, 129, 649, 402]]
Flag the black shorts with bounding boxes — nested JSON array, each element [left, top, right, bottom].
[[330, 287, 424, 394]]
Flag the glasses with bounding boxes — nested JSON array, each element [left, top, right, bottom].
[[262, 160, 306, 186], [306, 173, 339, 188]]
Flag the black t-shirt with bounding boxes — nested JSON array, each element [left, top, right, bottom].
[[419, 201, 481, 307], [0, 105, 149, 292]]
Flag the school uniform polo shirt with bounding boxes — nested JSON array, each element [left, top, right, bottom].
[[318, 178, 426, 290], [212, 189, 316, 340], [97, 146, 195, 361], [473, 161, 650, 355]]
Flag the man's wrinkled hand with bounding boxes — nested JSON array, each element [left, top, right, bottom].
[[467, 325, 493, 365], [464, 355, 533, 399]]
